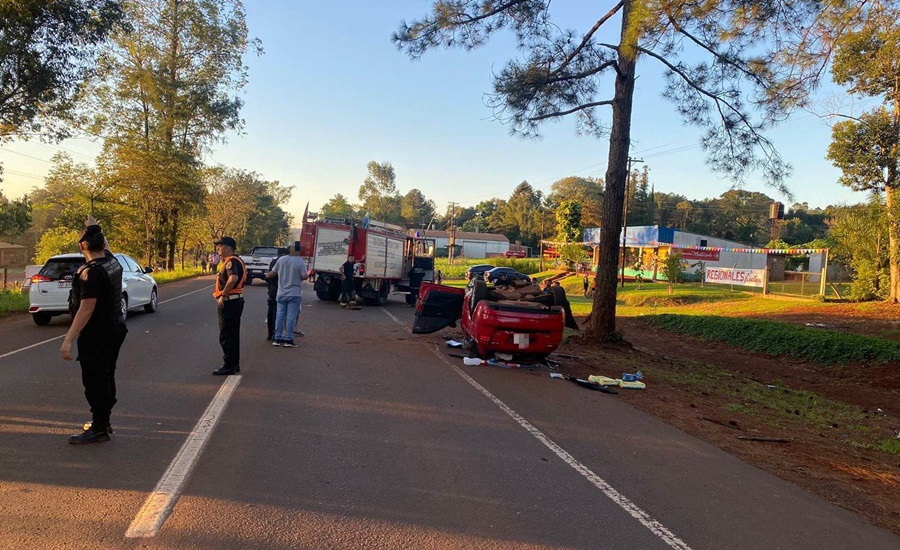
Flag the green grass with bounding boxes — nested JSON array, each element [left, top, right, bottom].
[[434, 258, 548, 278], [0, 289, 29, 314], [645, 359, 871, 432], [644, 314, 900, 365], [151, 267, 204, 284], [877, 437, 900, 455]]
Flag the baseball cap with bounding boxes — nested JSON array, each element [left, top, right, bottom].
[[214, 236, 237, 249]]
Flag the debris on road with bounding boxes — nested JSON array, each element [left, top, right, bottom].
[[571, 377, 618, 394], [445, 340, 464, 348], [699, 416, 740, 430], [549, 373, 565, 379], [737, 436, 792, 443]]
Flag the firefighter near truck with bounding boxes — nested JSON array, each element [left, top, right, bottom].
[[299, 218, 435, 306]]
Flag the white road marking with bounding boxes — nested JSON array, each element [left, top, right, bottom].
[[379, 307, 406, 328], [0, 336, 65, 360], [125, 375, 241, 538], [158, 284, 213, 305], [0, 284, 214, 361], [382, 301, 692, 549]]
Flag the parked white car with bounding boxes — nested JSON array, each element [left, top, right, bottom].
[[28, 253, 158, 325]]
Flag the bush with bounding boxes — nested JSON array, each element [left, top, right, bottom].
[[0, 289, 29, 314]]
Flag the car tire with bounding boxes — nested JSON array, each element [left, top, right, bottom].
[[144, 288, 158, 313], [120, 294, 128, 321], [32, 313, 52, 326]]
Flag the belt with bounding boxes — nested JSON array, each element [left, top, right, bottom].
[[221, 294, 243, 301]]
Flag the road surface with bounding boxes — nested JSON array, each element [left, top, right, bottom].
[[0, 276, 896, 549]]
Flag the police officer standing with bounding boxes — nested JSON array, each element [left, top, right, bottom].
[[60, 217, 128, 444], [212, 236, 246, 375]]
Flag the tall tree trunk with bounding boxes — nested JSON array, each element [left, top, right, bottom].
[[167, 207, 179, 270], [886, 187, 900, 303], [586, 1, 638, 341]]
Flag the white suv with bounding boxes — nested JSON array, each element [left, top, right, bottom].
[[28, 253, 159, 325]]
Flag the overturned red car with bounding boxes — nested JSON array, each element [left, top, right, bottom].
[[412, 280, 566, 360]]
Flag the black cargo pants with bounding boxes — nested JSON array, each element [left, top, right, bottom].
[[78, 325, 127, 428], [218, 297, 244, 370]]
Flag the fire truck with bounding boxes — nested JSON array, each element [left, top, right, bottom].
[[298, 217, 436, 305]]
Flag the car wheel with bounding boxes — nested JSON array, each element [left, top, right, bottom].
[[32, 313, 52, 326], [120, 294, 128, 321], [144, 288, 158, 313]]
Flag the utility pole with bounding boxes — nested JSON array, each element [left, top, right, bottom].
[[448, 202, 458, 265], [540, 207, 545, 271], [621, 157, 644, 288]]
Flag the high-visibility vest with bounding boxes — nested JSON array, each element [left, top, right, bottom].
[[213, 256, 247, 298]]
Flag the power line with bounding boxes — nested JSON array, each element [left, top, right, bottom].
[[0, 147, 54, 164]]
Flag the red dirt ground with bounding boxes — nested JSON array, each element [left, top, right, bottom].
[[552, 306, 900, 536]]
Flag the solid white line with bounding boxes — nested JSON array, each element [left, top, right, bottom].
[[0, 336, 65, 360], [0, 284, 214, 361], [421, 347, 692, 550], [125, 375, 241, 538], [379, 306, 407, 328]]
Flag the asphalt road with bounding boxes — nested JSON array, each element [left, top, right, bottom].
[[0, 276, 897, 549]]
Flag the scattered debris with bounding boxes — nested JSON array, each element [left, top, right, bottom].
[[571, 378, 618, 394], [549, 373, 565, 379], [550, 352, 582, 360], [586, 374, 646, 389], [804, 322, 833, 328], [445, 340, 464, 348], [737, 436, 792, 443], [699, 417, 740, 430]]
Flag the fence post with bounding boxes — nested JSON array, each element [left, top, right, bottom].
[[763, 267, 769, 296], [820, 268, 827, 297]]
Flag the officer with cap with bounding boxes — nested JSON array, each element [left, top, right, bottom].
[[61, 215, 128, 444], [212, 236, 246, 375]]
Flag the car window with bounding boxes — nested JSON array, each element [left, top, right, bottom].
[[114, 255, 134, 272], [251, 247, 283, 256], [122, 255, 143, 273], [38, 258, 84, 280]]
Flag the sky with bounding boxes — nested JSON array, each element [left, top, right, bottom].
[[0, 1, 878, 225]]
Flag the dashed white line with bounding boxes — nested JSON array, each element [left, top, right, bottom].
[[381, 307, 691, 550], [125, 375, 241, 538]]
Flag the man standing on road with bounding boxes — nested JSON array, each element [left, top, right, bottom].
[[583, 274, 589, 297], [265, 249, 288, 342], [61, 217, 128, 444], [267, 245, 308, 347], [212, 237, 246, 375], [339, 254, 356, 307], [208, 251, 219, 274]]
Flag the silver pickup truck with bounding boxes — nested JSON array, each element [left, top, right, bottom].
[[239, 246, 288, 283]]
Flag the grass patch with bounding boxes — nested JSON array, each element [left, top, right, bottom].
[[150, 267, 204, 285], [645, 314, 900, 365], [434, 258, 545, 278], [0, 289, 29, 314], [877, 437, 900, 455], [645, 360, 869, 432], [619, 286, 752, 307]]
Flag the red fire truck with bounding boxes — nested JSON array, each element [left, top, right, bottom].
[[298, 217, 436, 305]]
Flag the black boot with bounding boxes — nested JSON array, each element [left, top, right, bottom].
[[69, 427, 111, 444], [82, 421, 113, 434]]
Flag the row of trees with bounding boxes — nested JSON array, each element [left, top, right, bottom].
[[0, 0, 290, 267]]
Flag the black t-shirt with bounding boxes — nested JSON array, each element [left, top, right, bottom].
[[75, 252, 125, 334], [267, 257, 279, 299], [342, 260, 354, 279]]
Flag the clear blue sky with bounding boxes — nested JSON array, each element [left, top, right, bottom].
[[0, 1, 875, 223]]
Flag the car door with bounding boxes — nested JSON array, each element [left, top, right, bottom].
[[412, 283, 465, 334], [115, 254, 145, 307], [125, 254, 154, 306]]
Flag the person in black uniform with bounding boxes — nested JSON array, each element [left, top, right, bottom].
[[61, 217, 128, 444], [212, 236, 246, 375], [339, 254, 356, 307]]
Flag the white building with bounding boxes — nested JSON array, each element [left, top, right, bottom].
[[423, 230, 510, 259]]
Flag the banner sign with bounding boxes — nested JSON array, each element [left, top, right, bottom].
[[679, 249, 720, 261], [705, 267, 765, 288]]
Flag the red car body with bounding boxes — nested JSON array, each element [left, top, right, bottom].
[[503, 250, 527, 258], [413, 282, 564, 360]]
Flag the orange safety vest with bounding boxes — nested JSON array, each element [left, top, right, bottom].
[[213, 255, 247, 298]]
